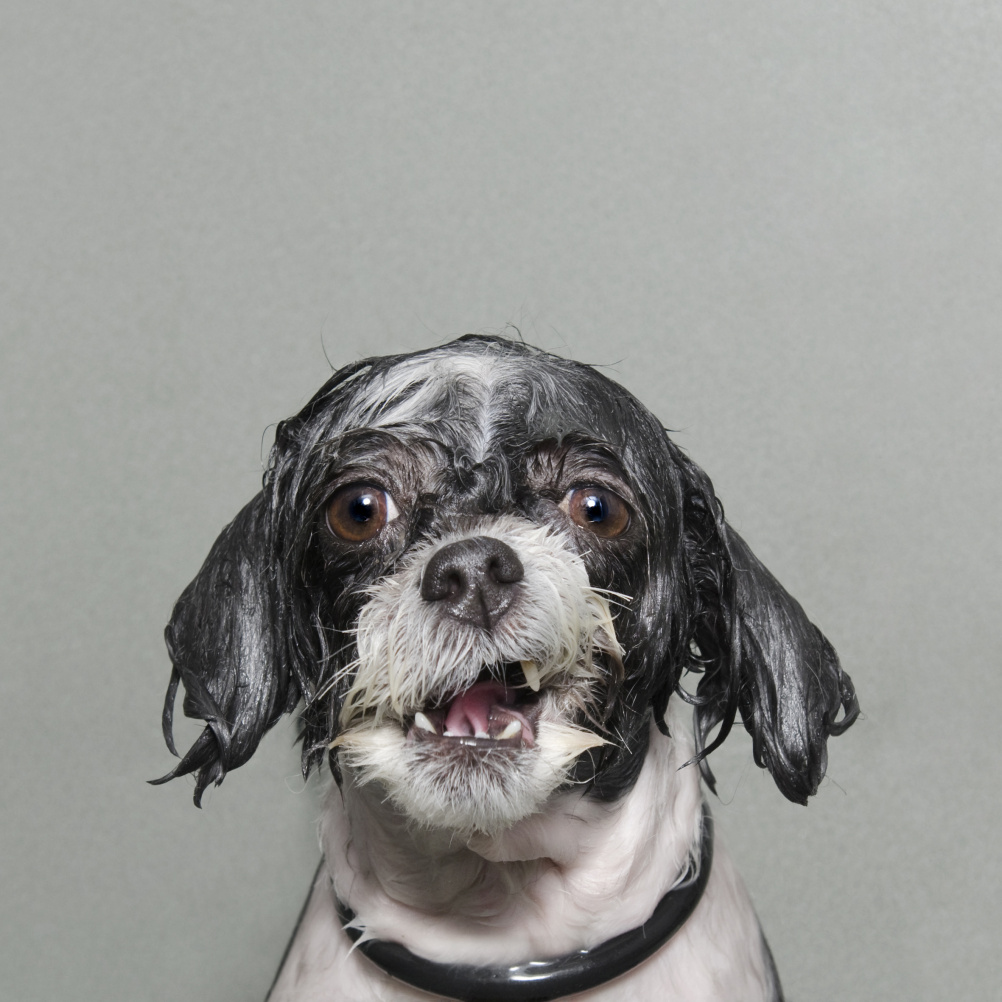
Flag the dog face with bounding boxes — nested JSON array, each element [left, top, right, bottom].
[[156, 336, 857, 833]]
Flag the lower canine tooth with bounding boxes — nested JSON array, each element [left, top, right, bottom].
[[520, 660, 541, 692], [497, 720, 522, 740], [414, 712, 436, 734]]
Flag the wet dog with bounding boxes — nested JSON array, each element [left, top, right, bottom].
[[155, 335, 857, 1001]]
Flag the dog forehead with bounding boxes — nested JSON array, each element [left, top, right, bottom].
[[357, 350, 516, 432], [333, 342, 657, 462]]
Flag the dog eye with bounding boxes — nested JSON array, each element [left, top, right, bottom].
[[326, 485, 399, 542], [563, 487, 631, 538]]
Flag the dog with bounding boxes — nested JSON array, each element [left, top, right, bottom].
[[155, 335, 858, 1001]]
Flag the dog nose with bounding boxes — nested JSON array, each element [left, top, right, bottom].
[[420, 536, 524, 629]]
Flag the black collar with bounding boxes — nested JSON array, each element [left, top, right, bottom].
[[335, 802, 713, 1002]]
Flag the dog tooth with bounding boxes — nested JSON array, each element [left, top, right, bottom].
[[497, 719, 522, 741], [520, 660, 541, 692], [414, 712, 436, 734]]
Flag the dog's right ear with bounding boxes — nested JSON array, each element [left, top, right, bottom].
[[150, 493, 301, 806]]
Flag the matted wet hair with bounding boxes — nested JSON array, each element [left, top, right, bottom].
[[153, 335, 858, 806]]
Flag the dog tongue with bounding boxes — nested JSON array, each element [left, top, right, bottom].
[[444, 681, 510, 738]]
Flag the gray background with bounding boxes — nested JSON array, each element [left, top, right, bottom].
[[2, 2, 999, 1000]]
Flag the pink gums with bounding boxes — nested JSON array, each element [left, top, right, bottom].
[[443, 681, 534, 745]]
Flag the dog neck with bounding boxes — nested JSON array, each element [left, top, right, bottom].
[[320, 705, 705, 967]]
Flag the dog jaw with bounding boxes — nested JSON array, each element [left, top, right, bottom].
[[335, 714, 608, 836], [330, 515, 621, 836]]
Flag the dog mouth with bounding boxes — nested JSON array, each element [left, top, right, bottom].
[[405, 662, 543, 751]]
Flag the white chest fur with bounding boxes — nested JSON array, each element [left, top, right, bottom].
[[270, 702, 778, 1002]]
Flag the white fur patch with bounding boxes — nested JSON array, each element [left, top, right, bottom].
[[343, 349, 518, 462]]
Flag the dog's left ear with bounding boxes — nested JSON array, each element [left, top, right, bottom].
[[717, 527, 858, 804], [151, 493, 301, 806], [675, 452, 859, 806]]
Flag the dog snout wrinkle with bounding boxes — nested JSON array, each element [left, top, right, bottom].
[[421, 536, 524, 629]]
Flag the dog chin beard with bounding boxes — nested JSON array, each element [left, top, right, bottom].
[[335, 719, 607, 836]]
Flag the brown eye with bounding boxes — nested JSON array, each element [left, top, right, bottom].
[[564, 487, 631, 538], [326, 485, 398, 542]]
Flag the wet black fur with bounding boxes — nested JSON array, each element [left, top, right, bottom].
[[154, 335, 858, 808]]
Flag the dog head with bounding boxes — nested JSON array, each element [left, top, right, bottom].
[[156, 335, 857, 834]]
